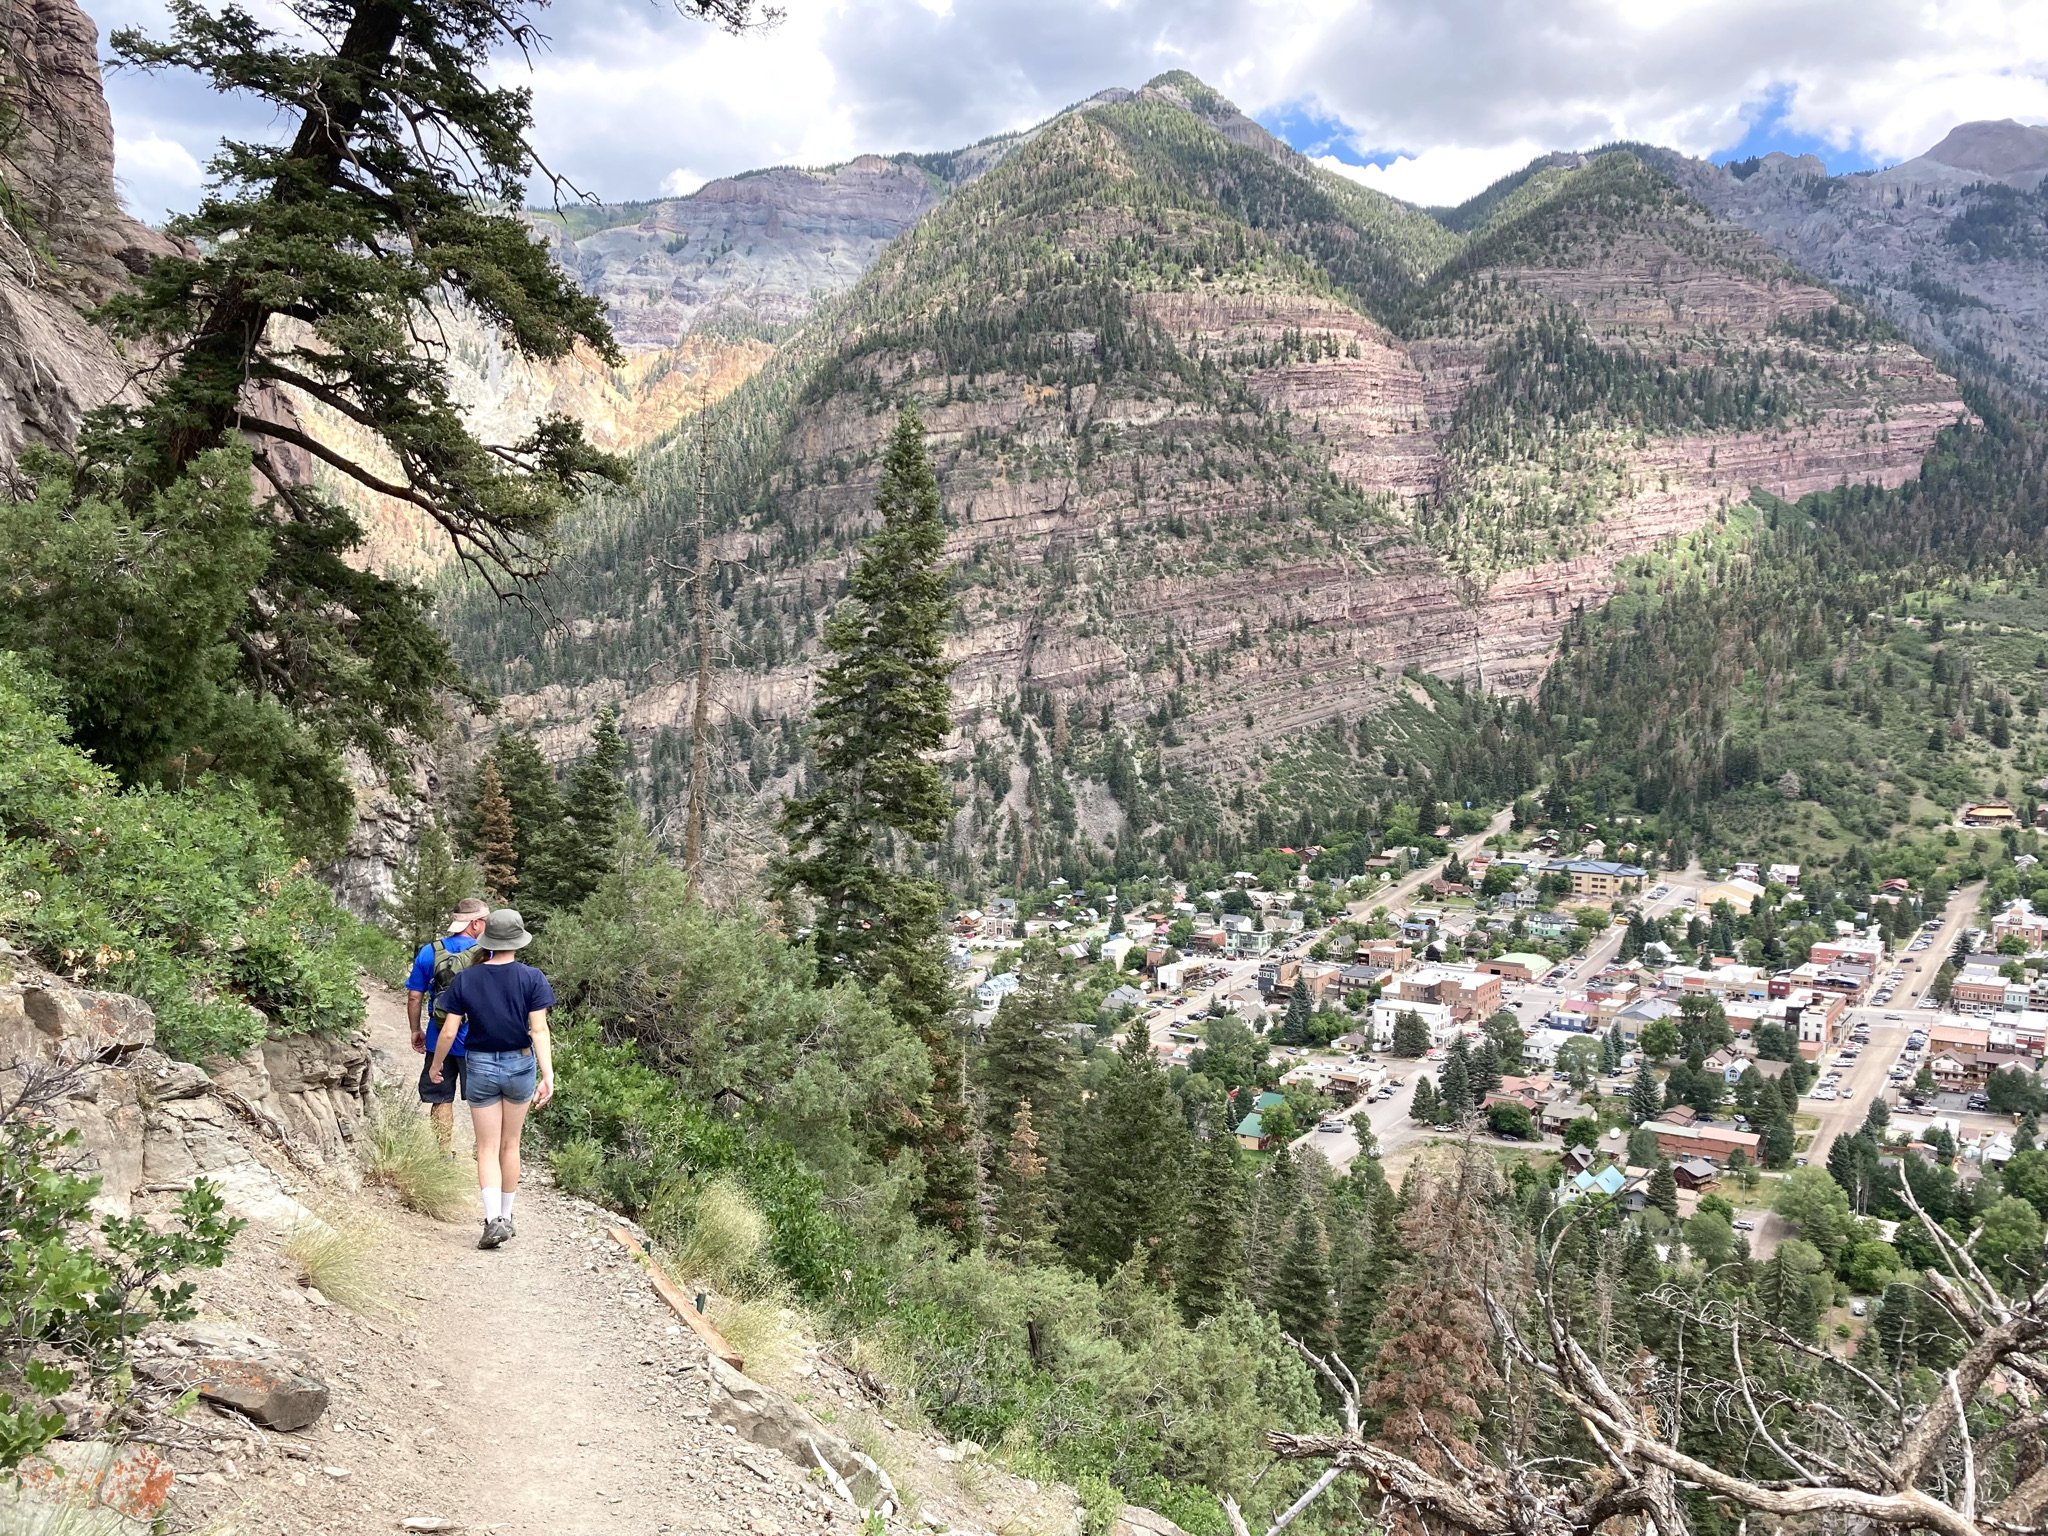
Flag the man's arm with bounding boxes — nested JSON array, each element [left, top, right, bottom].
[[406, 989, 425, 1052], [429, 1011, 462, 1084], [529, 1009, 554, 1106]]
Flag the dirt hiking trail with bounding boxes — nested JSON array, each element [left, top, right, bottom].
[[201, 982, 849, 1536]]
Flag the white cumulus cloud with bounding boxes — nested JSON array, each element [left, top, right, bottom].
[[1312, 143, 1552, 208]]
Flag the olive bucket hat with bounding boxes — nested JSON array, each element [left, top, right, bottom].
[[482, 908, 534, 950]]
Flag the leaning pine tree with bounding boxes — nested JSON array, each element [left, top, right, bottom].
[[774, 408, 974, 1243]]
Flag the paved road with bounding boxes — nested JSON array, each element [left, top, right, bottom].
[[1345, 805, 1516, 922]]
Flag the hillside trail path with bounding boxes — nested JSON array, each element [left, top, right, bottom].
[[235, 980, 841, 1536]]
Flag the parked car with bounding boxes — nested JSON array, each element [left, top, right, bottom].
[[1733, 1219, 1756, 1231], [1318, 1119, 1345, 1134], [1850, 1299, 1868, 1318]]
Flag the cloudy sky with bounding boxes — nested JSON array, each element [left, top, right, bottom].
[[95, 0, 2048, 225]]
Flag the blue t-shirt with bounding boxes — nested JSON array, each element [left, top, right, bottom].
[[438, 960, 556, 1055], [406, 936, 479, 1057]]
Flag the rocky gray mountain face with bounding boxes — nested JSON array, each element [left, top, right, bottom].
[[533, 155, 952, 350], [0, 0, 179, 477], [1654, 120, 2048, 397]]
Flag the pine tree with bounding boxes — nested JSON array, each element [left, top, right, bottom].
[[993, 1099, 1052, 1263], [1269, 1208, 1336, 1356], [526, 708, 632, 909], [472, 760, 520, 902], [385, 822, 479, 952], [979, 971, 1078, 1150], [772, 408, 969, 1242], [1873, 1280, 1918, 1371], [1391, 1010, 1431, 1057], [1410, 1076, 1439, 1123], [11, 1, 783, 842], [1177, 1133, 1248, 1322], [1647, 1159, 1679, 1219], [469, 731, 566, 879], [1282, 987, 1312, 1046], [1245, 1146, 1304, 1305], [1060, 1024, 1190, 1282], [1470, 1036, 1502, 1097], [1628, 1065, 1663, 1126], [1439, 1055, 1473, 1124]]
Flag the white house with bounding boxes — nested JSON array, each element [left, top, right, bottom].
[[1369, 999, 1456, 1050]]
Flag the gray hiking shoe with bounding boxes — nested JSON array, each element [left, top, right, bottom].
[[479, 1217, 510, 1250], [501, 1214, 517, 1241]]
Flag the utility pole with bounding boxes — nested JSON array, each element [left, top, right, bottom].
[[682, 394, 716, 894]]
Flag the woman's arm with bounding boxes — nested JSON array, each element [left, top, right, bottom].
[[529, 1008, 554, 1106], [428, 1011, 463, 1083]]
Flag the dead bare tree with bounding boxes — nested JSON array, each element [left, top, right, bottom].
[[1231, 1153, 2048, 1536]]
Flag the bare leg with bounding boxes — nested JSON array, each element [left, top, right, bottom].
[[471, 1100, 504, 1218], [429, 1100, 454, 1153], [498, 1096, 531, 1203]]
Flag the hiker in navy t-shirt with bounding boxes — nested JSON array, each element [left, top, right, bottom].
[[429, 908, 557, 1250], [405, 898, 489, 1152]]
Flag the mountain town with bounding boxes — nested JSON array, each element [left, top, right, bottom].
[[9, 4, 2048, 1536]]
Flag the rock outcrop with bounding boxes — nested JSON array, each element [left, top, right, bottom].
[[0, 967, 372, 1220], [0, 0, 178, 476]]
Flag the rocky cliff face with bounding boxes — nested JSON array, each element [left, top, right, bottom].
[[1651, 121, 2048, 399], [0, 0, 178, 477], [0, 954, 373, 1224]]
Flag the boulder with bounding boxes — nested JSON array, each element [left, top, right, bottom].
[[705, 1355, 874, 1498], [1112, 1509, 1193, 1536], [2, 1440, 177, 1534], [134, 1325, 329, 1432]]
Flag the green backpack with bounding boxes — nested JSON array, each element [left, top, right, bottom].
[[428, 939, 481, 1020]]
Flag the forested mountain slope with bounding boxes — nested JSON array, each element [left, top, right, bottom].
[[447, 75, 1960, 879]]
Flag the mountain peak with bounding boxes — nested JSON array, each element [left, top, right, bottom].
[[1134, 70, 1288, 159], [1920, 118, 2048, 179]]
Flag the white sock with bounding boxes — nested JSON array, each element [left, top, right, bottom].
[[501, 1190, 518, 1218], [481, 1187, 502, 1221]]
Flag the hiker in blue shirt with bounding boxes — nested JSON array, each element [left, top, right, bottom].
[[405, 897, 490, 1152]]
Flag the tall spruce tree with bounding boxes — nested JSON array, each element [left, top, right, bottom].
[[1177, 1132, 1248, 1322], [1628, 1065, 1663, 1126], [527, 708, 632, 909], [993, 1099, 1053, 1264], [1439, 1054, 1474, 1124], [1410, 1076, 1439, 1124], [772, 408, 971, 1241], [1059, 1024, 1191, 1281], [979, 970, 1078, 1152], [1281, 987, 1312, 1046], [1270, 1208, 1337, 1356], [385, 822, 478, 952], [460, 730, 566, 894]]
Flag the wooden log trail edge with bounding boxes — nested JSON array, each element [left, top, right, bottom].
[[607, 1224, 746, 1372]]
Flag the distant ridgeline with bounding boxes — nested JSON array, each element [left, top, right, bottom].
[[436, 73, 2048, 890]]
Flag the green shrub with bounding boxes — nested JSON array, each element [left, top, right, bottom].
[[650, 1173, 770, 1294], [0, 1101, 242, 1469], [536, 1020, 859, 1295], [0, 654, 365, 1060], [548, 1136, 608, 1202]]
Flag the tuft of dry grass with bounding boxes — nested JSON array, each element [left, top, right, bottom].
[[362, 1094, 470, 1220], [648, 1173, 768, 1294], [283, 1210, 384, 1313]]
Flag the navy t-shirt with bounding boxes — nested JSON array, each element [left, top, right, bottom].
[[438, 961, 556, 1054]]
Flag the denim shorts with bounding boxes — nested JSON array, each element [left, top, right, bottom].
[[463, 1048, 537, 1107]]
